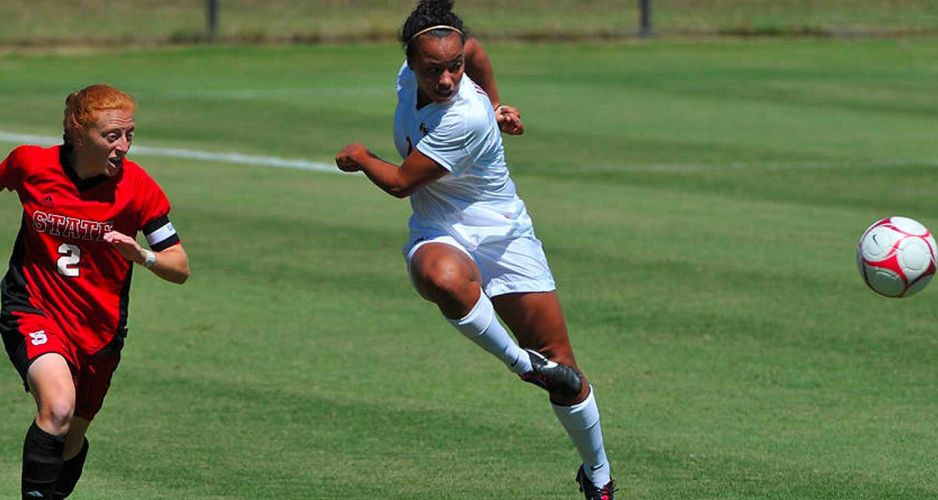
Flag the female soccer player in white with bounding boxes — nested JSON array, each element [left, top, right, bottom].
[[335, 1, 615, 498]]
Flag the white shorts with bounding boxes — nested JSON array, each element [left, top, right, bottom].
[[403, 232, 557, 297]]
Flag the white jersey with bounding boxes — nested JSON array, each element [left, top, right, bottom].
[[393, 62, 534, 250]]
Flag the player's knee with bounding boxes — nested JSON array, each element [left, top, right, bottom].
[[412, 262, 473, 305], [549, 349, 576, 369], [529, 341, 575, 368], [37, 399, 75, 434]]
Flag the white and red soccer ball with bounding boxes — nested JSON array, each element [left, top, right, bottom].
[[856, 216, 937, 298]]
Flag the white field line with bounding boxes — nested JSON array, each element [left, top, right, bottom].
[[1, 130, 935, 174], [0, 131, 339, 174]]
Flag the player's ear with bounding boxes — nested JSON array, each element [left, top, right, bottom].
[[64, 121, 84, 147]]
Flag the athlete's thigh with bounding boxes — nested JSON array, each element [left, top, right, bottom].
[[2, 311, 77, 406], [27, 352, 77, 411], [491, 291, 578, 368]]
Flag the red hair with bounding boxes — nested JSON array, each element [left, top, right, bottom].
[[63, 84, 136, 144]]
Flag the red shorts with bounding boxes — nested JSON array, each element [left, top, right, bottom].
[[1, 310, 122, 420]]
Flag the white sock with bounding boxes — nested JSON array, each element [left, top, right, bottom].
[[448, 293, 532, 374], [552, 386, 611, 488]]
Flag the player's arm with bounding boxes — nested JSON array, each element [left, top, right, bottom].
[[464, 37, 501, 109], [464, 37, 524, 136], [148, 243, 190, 284], [335, 143, 446, 198], [103, 231, 190, 284]]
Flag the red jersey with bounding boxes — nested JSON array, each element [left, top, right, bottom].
[[0, 144, 180, 354]]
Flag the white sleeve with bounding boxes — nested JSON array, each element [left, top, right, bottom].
[[415, 114, 471, 175]]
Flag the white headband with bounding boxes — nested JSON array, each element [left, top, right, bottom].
[[407, 25, 464, 45]]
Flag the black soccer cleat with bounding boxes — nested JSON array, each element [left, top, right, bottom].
[[576, 464, 617, 500], [519, 349, 582, 397]]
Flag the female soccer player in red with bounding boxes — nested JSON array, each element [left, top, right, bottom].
[[335, 2, 615, 498], [0, 84, 190, 499]]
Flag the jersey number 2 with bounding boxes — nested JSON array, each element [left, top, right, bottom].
[[57, 243, 81, 277]]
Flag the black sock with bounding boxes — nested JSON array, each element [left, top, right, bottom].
[[21, 421, 65, 499], [53, 438, 89, 499]]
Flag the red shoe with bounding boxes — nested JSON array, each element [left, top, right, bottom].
[[576, 464, 616, 500]]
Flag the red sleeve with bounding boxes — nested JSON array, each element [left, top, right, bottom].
[[138, 175, 172, 229], [134, 166, 181, 250], [0, 146, 26, 191]]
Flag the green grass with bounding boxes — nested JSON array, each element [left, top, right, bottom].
[[0, 39, 937, 498], [1, 0, 937, 45]]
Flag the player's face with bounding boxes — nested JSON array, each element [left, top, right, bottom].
[[78, 108, 135, 177], [410, 32, 465, 104]]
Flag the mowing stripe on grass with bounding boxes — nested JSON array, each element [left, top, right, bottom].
[[154, 86, 390, 99], [551, 158, 938, 174]]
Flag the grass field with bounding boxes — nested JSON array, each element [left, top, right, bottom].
[[0, 38, 937, 498], [2, 0, 938, 45]]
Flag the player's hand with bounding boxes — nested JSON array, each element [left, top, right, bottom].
[[103, 231, 147, 265], [495, 104, 524, 135], [335, 143, 369, 172]]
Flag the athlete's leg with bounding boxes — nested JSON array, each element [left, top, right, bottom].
[[492, 292, 585, 400], [28, 354, 76, 434], [53, 417, 91, 499], [22, 353, 75, 499], [410, 242, 532, 373], [493, 291, 613, 490], [50, 347, 121, 499], [62, 417, 90, 461], [410, 242, 482, 317]]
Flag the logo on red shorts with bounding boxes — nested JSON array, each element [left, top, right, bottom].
[[28, 330, 48, 346]]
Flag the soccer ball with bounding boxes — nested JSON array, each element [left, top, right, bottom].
[[856, 216, 937, 298]]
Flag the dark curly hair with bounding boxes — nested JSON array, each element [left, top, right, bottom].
[[399, 0, 468, 58]]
